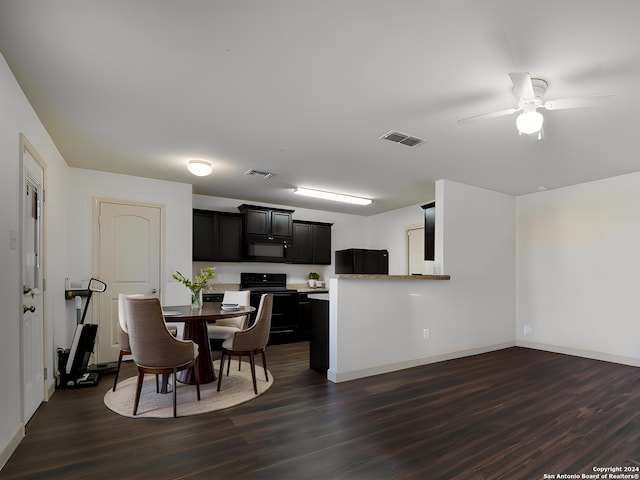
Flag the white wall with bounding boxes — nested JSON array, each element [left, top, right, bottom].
[[64, 169, 194, 347], [364, 201, 434, 274], [516, 172, 640, 366], [192, 194, 370, 284], [0, 54, 70, 468], [329, 180, 516, 382]]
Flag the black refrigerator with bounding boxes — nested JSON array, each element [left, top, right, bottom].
[[334, 248, 389, 274]]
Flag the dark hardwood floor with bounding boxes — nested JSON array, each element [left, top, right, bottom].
[[2, 344, 640, 480]]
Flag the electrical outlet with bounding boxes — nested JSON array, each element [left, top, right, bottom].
[[523, 324, 532, 335], [423, 328, 431, 339]]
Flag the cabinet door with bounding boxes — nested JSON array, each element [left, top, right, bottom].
[[312, 224, 332, 264], [245, 208, 270, 235], [193, 211, 216, 261], [271, 210, 293, 237], [292, 222, 313, 263], [217, 214, 243, 261], [423, 202, 435, 261]]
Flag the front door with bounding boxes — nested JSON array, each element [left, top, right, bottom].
[[95, 200, 162, 363], [22, 141, 45, 422]]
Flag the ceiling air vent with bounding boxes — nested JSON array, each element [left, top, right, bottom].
[[380, 131, 426, 148], [244, 169, 275, 179]]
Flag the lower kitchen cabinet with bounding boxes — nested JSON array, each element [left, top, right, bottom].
[[309, 298, 329, 372]]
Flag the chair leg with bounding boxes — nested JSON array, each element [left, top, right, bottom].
[[112, 350, 124, 392], [261, 348, 269, 382], [238, 354, 242, 371], [194, 356, 201, 401], [133, 370, 144, 416], [249, 351, 257, 395], [217, 350, 225, 391], [172, 368, 177, 418], [226, 352, 232, 376]]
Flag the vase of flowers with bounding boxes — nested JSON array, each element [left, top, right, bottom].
[[173, 267, 216, 310]]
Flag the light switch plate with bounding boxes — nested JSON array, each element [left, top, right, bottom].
[[10, 230, 17, 250]]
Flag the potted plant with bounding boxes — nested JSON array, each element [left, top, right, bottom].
[[307, 272, 320, 288], [173, 267, 216, 309]]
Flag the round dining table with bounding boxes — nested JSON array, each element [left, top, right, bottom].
[[163, 302, 256, 385]]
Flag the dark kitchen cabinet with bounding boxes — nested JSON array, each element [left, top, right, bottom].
[[292, 221, 332, 264], [238, 204, 294, 238], [422, 202, 435, 261], [309, 297, 329, 372], [192, 209, 243, 262]]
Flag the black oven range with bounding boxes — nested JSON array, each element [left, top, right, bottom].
[[203, 273, 301, 344]]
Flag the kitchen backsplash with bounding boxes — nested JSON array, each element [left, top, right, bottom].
[[193, 261, 332, 287]]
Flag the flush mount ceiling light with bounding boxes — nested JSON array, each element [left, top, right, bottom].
[[293, 187, 372, 206], [187, 159, 212, 177]]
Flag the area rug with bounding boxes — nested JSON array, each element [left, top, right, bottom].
[[104, 360, 273, 418]]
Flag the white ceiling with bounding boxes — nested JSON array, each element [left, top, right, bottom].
[[2, 1, 640, 216]]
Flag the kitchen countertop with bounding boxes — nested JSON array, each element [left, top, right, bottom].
[[336, 274, 450, 280], [205, 283, 330, 294], [297, 288, 329, 293]]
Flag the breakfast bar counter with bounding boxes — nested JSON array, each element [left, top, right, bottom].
[[335, 274, 450, 280]]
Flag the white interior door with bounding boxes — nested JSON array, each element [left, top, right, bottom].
[[22, 144, 45, 422], [95, 201, 162, 363], [407, 225, 428, 275]]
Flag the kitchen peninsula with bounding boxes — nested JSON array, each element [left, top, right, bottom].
[[327, 272, 513, 384]]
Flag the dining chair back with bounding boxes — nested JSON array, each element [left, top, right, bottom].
[[125, 296, 201, 417], [112, 293, 143, 391], [217, 293, 273, 395], [207, 290, 251, 342]]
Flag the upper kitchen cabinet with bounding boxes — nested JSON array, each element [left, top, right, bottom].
[[193, 209, 243, 262], [292, 220, 333, 264], [238, 204, 294, 238], [422, 202, 435, 261]]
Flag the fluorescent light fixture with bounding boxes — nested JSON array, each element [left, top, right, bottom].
[[516, 110, 544, 135], [293, 187, 372, 205], [187, 159, 212, 176]]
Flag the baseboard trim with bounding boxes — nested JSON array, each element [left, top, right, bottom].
[[0, 423, 25, 471], [327, 341, 516, 383], [516, 340, 640, 368], [45, 378, 56, 401]]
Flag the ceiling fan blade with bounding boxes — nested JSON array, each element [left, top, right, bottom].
[[509, 72, 535, 99], [457, 108, 518, 125], [543, 94, 613, 110]]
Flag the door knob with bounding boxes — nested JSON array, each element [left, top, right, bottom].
[[23, 305, 36, 313]]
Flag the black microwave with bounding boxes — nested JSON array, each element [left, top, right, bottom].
[[244, 235, 291, 262]]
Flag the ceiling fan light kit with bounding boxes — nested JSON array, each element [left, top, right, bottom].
[[516, 109, 544, 135], [187, 159, 213, 176], [457, 72, 611, 138]]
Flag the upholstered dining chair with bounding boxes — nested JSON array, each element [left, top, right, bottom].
[[125, 296, 201, 417], [113, 293, 178, 391], [112, 293, 144, 391], [207, 290, 251, 345], [217, 293, 273, 395]]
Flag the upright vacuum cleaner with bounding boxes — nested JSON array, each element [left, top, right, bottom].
[[57, 278, 107, 388]]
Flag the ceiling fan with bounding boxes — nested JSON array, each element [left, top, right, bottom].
[[457, 72, 612, 139]]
